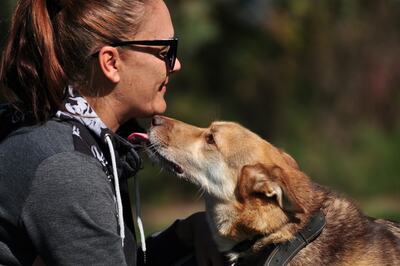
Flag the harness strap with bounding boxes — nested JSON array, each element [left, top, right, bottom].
[[264, 211, 326, 266], [232, 211, 326, 266]]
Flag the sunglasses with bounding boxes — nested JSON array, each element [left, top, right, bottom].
[[110, 37, 178, 72]]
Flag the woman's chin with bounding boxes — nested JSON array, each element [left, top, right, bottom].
[[153, 101, 167, 115], [136, 102, 167, 118]]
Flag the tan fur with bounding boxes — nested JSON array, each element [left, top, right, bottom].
[[148, 116, 400, 265]]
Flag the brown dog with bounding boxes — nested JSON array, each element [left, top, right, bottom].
[[147, 115, 400, 266]]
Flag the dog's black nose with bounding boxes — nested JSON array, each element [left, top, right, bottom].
[[152, 115, 164, 127]]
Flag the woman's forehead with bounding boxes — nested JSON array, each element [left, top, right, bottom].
[[135, 0, 174, 39]]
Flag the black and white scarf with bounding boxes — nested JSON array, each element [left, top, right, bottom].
[[56, 86, 112, 170], [56, 86, 109, 137]]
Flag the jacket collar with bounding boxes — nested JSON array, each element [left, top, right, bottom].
[[55, 86, 144, 180]]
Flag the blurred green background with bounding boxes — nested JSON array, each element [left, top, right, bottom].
[[1, 0, 399, 234]]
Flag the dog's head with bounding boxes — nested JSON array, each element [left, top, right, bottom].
[[148, 116, 316, 242]]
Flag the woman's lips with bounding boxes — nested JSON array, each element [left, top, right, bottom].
[[158, 81, 167, 91], [159, 78, 169, 91]]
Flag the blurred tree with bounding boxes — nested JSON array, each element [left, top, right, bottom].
[[164, 0, 400, 206], [0, 0, 16, 43], [0, 0, 17, 102]]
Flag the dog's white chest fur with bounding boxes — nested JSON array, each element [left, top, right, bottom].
[[205, 196, 239, 250]]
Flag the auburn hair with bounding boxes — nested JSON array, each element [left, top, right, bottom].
[[0, 0, 147, 122]]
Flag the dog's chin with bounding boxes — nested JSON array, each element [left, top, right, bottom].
[[147, 146, 185, 177]]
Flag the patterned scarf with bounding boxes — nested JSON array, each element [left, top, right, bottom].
[[56, 86, 110, 138]]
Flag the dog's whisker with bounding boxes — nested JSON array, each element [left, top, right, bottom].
[[196, 187, 206, 200], [195, 187, 204, 200], [157, 167, 164, 175]]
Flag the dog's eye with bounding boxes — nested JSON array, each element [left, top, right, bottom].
[[205, 133, 216, 145]]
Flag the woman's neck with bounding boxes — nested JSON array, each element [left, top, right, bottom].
[[85, 95, 122, 132]]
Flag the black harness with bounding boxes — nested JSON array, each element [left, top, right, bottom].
[[234, 211, 326, 266]]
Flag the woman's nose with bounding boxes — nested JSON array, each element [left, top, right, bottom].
[[171, 58, 182, 73]]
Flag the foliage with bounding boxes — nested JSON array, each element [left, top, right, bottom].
[[160, 0, 400, 221]]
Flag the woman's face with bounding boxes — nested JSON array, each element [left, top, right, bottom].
[[114, 0, 181, 120]]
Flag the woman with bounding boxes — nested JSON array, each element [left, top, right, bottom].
[[0, 0, 225, 265]]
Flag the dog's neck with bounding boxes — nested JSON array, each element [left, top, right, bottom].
[[232, 211, 326, 265], [204, 196, 240, 252], [204, 187, 327, 262], [204, 195, 294, 253]]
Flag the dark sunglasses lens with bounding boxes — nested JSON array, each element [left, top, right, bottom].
[[167, 40, 178, 70]]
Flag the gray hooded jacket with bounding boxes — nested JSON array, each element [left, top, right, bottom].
[[0, 114, 191, 265]]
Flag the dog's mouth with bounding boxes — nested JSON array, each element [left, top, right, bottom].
[[147, 144, 184, 175]]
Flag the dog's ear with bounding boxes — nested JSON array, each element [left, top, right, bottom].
[[240, 164, 304, 213], [278, 149, 299, 169]]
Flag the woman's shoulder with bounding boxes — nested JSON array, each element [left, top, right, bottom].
[[1, 119, 75, 155], [0, 120, 112, 227], [0, 119, 106, 185]]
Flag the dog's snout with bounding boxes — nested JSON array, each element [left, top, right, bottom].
[[150, 115, 175, 132], [152, 115, 165, 127]]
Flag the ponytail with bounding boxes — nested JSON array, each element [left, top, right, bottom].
[[0, 0, 66, 122], [1, 0, 147, 123]]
